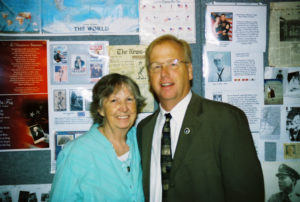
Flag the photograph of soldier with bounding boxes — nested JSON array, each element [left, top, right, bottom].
[[70, 89, 83, 111], [211, 12, 232, 41], [286, 107, 300, 141], [267, 164, 300, 202], [54, 90, 66, 111], [207, 51, 231, 82], [53, 45, 67, 63]]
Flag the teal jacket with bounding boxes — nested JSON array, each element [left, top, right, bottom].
[[50, 124, 144, 202]]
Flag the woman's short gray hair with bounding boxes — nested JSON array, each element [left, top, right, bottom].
[[90, 73, 146, 125]]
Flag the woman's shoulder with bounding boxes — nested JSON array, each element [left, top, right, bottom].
[[61, 124, 103, 154]]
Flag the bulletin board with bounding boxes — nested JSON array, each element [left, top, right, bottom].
[[0, 0, 288, 191]]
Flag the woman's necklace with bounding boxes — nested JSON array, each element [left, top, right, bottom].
[[102, 127, 131, 172]]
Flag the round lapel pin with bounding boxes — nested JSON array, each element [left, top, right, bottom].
[[184, 128, 190, 134]]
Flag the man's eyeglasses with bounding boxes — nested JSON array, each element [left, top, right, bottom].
[[148, 59, 189, 73]]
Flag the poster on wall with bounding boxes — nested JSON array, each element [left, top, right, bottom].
[[205, 3, 266, 52], [0, 40, 49, 151], [0, 0, 139, 35], [108, 45, 154, 112], [203, 47, 264, 91], [269, 2, 300, 67], [49, 41, 109, 173], [139, 0, 196, 44]]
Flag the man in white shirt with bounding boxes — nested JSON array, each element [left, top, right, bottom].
[[137, 34, 264, 202]]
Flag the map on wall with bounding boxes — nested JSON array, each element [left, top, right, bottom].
[[0, 0, 139, 35]]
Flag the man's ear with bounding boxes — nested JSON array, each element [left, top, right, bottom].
[[188, 63, 193, 80]]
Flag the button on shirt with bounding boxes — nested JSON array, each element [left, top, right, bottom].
[[150, 91, 192, 202]]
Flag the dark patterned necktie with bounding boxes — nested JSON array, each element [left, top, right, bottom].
[[161, 113, 172, 199]]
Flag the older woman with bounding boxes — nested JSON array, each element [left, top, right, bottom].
[[50, 73, 145, 201]]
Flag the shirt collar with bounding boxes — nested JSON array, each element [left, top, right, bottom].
[[159, 90, 192, 125]]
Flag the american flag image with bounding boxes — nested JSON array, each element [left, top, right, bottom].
[[164, 18, 171, 22], [188, 27, 192, 31], [170, 28, 174, 32], [160, 5, 162, 8], [185, 4, 188, 9], [162, 29, 165, 32], [146, 17, 149, 20], [186, 15, 189, 19], [178, 4, 183, 8], [153, 28, 156, 31], [170, 5, 172, 9], [179, 27, 183, 31], [152, 6, 155, 9], [142, 5, 146, 9]]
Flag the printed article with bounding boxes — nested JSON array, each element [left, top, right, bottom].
[[203, 47, 264, 91], [48, 41, 109, 172], [205, 90, 263, 132], [108, 45, 154, 113], [269, 2, 300, 67], [205, 4, 266, 52], [0, 40, 49, 151]]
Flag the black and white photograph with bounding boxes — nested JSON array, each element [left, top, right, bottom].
[[287, 71, 300, 93], [41, 193, 50, 202], [29, 124, 46, 144], [70, 89, 83, 111], [0, 191, 12, 202], [262, 162, 300, 202], [280, 19, 300, 42], [28, 193, 37, 202], [53, 45, 67, 63], [264, 79, 283, 105], [135, 60, 147, 80], [54, 90, 67, 112], [71, 54, 87, 75], [207, 51, 231, 82], [18, 190, 29, 202], [213, 94, 222, 102], [286, 107, 300, 142], [41, 193, 49, 202]]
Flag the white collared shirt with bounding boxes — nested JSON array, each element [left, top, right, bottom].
[[149, 91, 192, 202]]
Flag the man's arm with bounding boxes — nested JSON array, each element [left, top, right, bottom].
[[220, 108, 265, 202]]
